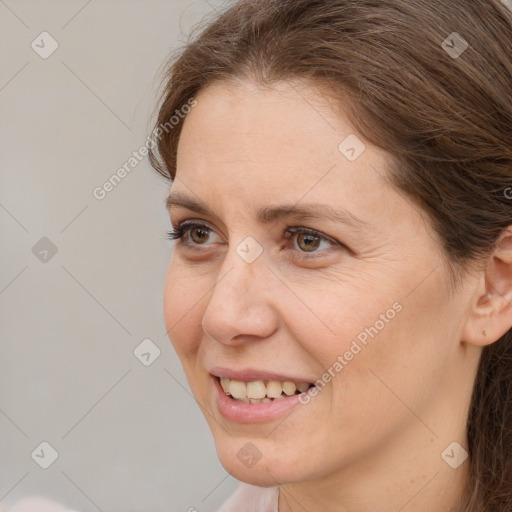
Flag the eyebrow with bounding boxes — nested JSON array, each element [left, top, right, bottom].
[[166, 191, 371, 230]]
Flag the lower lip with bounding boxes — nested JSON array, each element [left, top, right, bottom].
[[211, 375, 307, 424]]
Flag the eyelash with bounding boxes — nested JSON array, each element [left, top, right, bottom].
[[166, 220, 342, 261]]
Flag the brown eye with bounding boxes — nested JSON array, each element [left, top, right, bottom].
[[167, 221, 221, 247], [190, 226, 211, 244], [285, 227, 339, 259], [296, 233, 321, 252]]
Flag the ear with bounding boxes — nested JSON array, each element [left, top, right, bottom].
[[462, 227, 512, 347]]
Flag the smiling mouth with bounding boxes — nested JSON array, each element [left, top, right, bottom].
[[216, 376, 315, 403]]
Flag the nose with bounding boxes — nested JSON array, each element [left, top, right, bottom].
[[201, 244, 279, 347]]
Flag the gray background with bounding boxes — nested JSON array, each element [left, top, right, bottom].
[[0, 1, 239, 510]]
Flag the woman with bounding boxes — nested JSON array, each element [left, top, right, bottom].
[[149, 0, 512, 511], [11, 0, 511, 510]]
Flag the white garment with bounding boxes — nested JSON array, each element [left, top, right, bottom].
[[5, 497, 79, 511], [217, 483, 279, 512], [5, 484, 279, 512]]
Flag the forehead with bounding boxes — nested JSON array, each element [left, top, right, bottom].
[[174, 79, 413, 234], [178, 79, 352, 164]]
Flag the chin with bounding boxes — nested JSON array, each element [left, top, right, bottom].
[[213, 435, 313, 487]]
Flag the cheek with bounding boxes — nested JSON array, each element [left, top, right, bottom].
[[299, 259, 445, 377], [288, 275, 404, 368], [292, 270, 445, 412], [163, 259, 207, 358], [319, 273, 453, 431]]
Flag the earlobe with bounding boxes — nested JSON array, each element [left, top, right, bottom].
[[461, 228, 512, 347]]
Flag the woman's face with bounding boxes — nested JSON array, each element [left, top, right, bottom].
[[164, 79, 478, 487]]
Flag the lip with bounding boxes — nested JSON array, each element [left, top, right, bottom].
[[210, 374, 308, 423], [209, 366, 314, 384]]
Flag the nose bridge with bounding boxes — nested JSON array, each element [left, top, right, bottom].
[[213, 233, 267, 300], [201, 236, 277, 344]]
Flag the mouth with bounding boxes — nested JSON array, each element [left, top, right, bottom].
[[215, 375, 315, 403], [209, 370, 318, 423]]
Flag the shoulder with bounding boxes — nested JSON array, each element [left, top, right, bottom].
[[216, 483, 279, 512]]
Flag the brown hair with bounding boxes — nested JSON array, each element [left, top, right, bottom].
[[148, 1, 512, 509]]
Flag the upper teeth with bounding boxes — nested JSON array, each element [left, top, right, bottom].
[[220, 377, 311, 402]]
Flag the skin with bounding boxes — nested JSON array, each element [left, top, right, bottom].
[[163, 78, 512, 512]]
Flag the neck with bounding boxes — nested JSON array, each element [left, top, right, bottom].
[[277, 418, 469, 512]]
